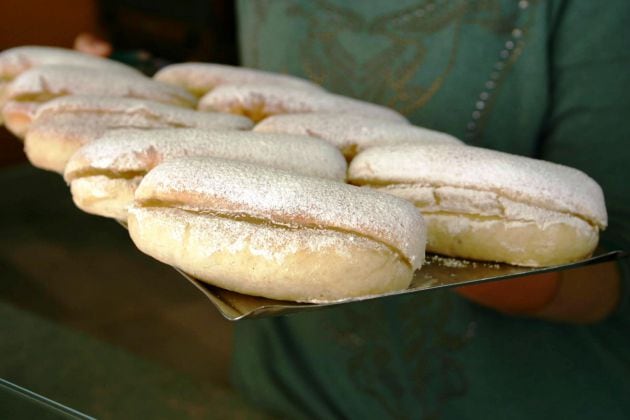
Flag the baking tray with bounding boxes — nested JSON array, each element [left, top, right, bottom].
[[118, 212, 626, 320], [172, 249, 627, 321]]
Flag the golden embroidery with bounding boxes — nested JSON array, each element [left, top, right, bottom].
[[288, 0, 470, 113], [329, 292, 471, 419], [242, 0, 540, 141]]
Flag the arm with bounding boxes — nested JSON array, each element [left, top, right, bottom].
[[456, 1, 630, 324], [455, 263, 620, 324]]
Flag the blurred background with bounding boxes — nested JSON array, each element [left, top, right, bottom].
[[0, 1, 266, 418], [0, 0, 238, 165]]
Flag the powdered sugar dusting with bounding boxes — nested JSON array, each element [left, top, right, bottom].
[[136, 157, 426, 269], [65, 128, 347, 181], [349, 144, 607, 228]]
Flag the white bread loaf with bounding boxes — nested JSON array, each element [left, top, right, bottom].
[[128, 157, 426, 302], [348, 143, 607, 267]]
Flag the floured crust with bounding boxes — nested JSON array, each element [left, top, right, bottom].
[[198, 84, 407, 123], [349, 144, 607, 228], [65, 128, 347, 182], [255, 112, 462, 159], [154, 62, 322, 96], [6, 65, 196, 108], [135, 157, 426, 269], [128, 206, 413, 302]]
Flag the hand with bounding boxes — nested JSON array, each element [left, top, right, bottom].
[[455, 262, 620, 324], [74, 32, 112, 57]]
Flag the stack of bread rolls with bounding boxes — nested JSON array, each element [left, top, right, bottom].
[[0, 46, 608, 303]]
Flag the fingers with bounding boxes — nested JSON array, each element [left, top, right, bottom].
[[74, 32, 112, 57]]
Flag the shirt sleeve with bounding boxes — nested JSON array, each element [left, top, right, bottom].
[[539, 0, 630, 316]]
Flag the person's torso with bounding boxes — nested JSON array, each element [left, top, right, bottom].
[[233, 1, 630, 419]]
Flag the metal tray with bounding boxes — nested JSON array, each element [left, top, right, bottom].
[[173, 249, 627, 321]]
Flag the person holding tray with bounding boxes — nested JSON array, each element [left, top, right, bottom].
[[72, 1, 629, 417], [230, 1, 630, 418]]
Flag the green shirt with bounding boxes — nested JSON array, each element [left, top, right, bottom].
[[233, 1, 630, 418]]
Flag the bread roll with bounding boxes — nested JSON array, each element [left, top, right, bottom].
[[0, 46, 141, 80], [198, 84, 407, 123], [2, 65, 196, 137], [154, 62, 322, 97], [24, 95, 253, 173], [348, 144, 607, 267], [34, 95, 252, 128], [0, 46, 141, 124], [65, 128, 348, 220], [254, 112, 462, 159], [128, 158, 425, 302]]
